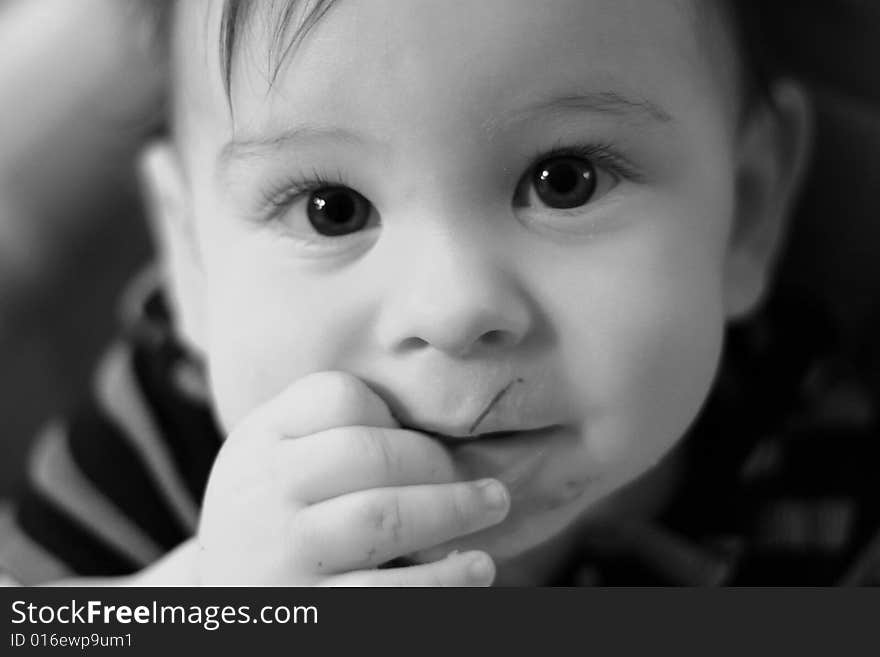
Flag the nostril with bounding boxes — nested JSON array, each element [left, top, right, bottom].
[[398, 336, 430, 352], [480, 330, 509, 346]]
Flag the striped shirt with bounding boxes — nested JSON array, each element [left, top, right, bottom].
[[1, 273, 879, 585], [1, 272, 221, 583]]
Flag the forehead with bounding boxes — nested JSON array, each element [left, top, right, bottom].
[[173, 0, 734, 152]]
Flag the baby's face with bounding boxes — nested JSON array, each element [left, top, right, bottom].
[[168, 0, 752, 562]]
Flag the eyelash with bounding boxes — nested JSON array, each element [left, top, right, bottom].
[[257, 168, 352, 223], [527, 141, 645, 186], [255, 141, 643, 222]]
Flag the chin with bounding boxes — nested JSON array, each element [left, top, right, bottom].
[[411, 485, 600, 566]]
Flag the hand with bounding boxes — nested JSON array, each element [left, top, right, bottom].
[[195, 371, 510, 586]]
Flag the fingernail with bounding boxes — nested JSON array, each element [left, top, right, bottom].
[[475, 478, 508, 511], [468, 553, 494, 582]]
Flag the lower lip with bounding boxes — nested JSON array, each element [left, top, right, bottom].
[[447, 426, 565, 497]]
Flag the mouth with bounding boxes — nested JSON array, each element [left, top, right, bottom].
[[392, 378, 568, 492], [421, 425, 566, 497], [421, 427, 551, 447]]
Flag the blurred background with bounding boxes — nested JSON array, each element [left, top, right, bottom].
[[0, 0, 161, 496], [0, 0, 878, 499]]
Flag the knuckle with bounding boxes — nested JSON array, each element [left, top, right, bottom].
[[450, 485, 475, 532], [314, 424, 357, 452], [316, 371, 372, 419], [358, 427, 398, 478], [363, 494, 404, 546]]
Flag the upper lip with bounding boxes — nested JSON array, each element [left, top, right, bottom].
[[396, 377, 542, 441], [377, 372, 569, 442]]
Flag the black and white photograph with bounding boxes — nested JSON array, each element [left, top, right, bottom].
[[0, 0, 878, 644]]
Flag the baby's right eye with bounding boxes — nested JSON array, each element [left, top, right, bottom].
[[306, 186, 375, 236], [262, 179, 382, 251]]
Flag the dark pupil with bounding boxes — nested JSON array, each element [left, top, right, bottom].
[[534, 157, 596, 209], [307, 187, 370, 236]]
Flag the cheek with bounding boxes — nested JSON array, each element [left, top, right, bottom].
[[540, 219, 727, 473], [197, 239, 374, 432]]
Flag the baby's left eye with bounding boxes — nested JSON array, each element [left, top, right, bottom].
[[513, 155, 617, 211]]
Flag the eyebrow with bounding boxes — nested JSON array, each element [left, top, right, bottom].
[[483, 90, 674, 136], [218, 90, 673, 170], [218, 125, 375, 170]]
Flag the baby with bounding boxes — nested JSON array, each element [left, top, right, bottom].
[[12, 0, 874, 587]]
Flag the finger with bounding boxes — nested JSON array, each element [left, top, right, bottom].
[[275, 426, 457, 503], [289, 479, 509, 572], [231, 371, 396, 442], [321, 551, 495, 587]]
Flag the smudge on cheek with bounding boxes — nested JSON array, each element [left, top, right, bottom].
[[539, 474, 603, 512]]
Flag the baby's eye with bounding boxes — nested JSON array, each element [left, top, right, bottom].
[[514, 154, 617, 211], [306, 186, 374, 236]]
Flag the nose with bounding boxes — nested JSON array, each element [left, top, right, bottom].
[[375, 232, 533, 358]]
